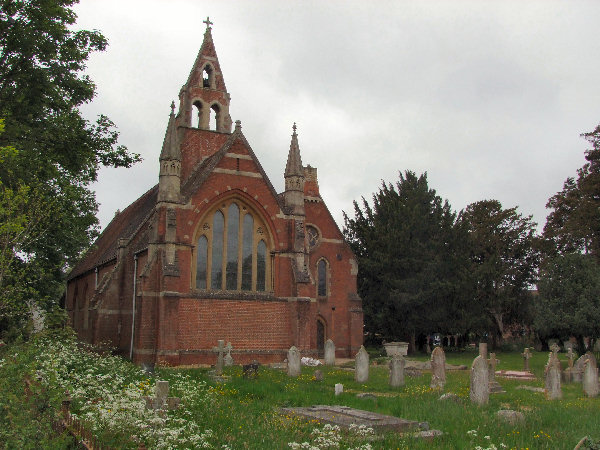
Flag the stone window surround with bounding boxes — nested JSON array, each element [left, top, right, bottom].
[[316, 257, 330, 299], [192, 196, 273, 293]]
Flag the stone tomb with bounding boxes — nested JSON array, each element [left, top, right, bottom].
[[280, 405, 435, 434]]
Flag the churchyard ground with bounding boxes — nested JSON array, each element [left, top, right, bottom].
[[1, 331, 599, 449]]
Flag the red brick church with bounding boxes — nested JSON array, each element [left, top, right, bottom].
[[66, 21, 363, 366]]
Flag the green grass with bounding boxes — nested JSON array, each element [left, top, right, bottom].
[[1, 333, 599, 449], [155, 349, 600, 449]]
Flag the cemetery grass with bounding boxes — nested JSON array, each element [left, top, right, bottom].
[[1, 334, 599, 449]]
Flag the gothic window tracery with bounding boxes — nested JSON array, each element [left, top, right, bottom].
[[195, 199, 271, 292]]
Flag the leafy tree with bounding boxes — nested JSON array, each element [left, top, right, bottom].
[[0, 0, 140, 339], [535, 253, 600, 352], [457, 200, 539, 346], [544, 124, 600, 258], [343, 171, 471, 350]]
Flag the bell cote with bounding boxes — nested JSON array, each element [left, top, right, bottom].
[[177, 18, 232, 133]]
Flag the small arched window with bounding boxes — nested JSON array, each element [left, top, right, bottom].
[[202, 64, 214, 88], [209, 103, 220, 131], [317, 259, 328, 297], [192, 100, 203, 128], [195, 199, 271, 292]]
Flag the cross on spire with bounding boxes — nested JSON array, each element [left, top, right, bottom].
[[203, 16, 213, 29]]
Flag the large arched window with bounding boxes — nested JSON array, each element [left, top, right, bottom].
[[195, 199, 271, 292], [317, 258, 328, 297]]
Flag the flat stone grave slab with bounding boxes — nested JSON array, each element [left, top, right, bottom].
[[496, 370, 536, 380], [279, 405, 428, 433]]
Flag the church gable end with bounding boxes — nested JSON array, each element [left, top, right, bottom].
[[66, 19, 363, 366]]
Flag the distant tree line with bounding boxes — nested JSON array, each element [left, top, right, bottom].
[[344, 125, 600, 353]]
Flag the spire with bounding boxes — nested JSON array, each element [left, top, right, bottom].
[[285, 123, 304, 178], [160, 101, 180, 161]]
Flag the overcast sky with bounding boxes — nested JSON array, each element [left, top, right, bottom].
[[74, 0, 600, 233]]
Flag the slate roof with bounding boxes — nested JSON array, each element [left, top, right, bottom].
[[67, 184, 158, 280]]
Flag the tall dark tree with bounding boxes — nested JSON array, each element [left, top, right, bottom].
[[0, 0, 140, 338], [343, 171, 471, 350], [544, 124, 600, 258], [535, 253, 600, 352], [457, 200, 539, 345]]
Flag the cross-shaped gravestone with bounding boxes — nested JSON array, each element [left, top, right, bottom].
[[213, 340, 231, 375], [488, 353, 499, 381], [213, 339, 231, 375], [143, 380, 180, 412], [522, 348, 532, 372], [203, 16, 213, 29], [550, 343, 560, 355]]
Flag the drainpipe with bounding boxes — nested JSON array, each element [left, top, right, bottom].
[[129, 254, 138, 360], [95, 267, 98, 288]]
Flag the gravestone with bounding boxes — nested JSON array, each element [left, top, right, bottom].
[[572, 354, 587, 383], [224, 342, 234, 366], [335, 383, 344, 395], [430, 347, 446, 389], [324, 339, 336, 366], [479, 342, 488, 359], [142, 380, 180, 411], [389, 354, 406, 388], [544, 351, 563, 400], [313, 370, 323, 382], [355, 345, 369, 383], [488, 352, 505, 393], [550, 342, 560, 355], [212, 340, 231, 376], [470, 355, 489, 405], [522, 347, 532, 372], [583, 355, 599, 397], [287, 346, 301, 377], [567, 348, 575, 368]]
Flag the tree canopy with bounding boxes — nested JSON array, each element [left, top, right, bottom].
[[535, 253, 600, 348], [343, 171, 472, 348], [544, 124, 600, 258], [0, 0, 140, 338], [457, 200, 539, 343]]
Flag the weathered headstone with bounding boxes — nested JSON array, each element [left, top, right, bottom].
[[567, 347, 575, 368], [479, 342, 488, 359], [212, 340, 231, 376], [335, 383, 344, 395], [287, 346, 301, 377], [550, 342, 560, 355], [497, 410, 525, 425], [572, 354, 587, 383], [389, 354, 406, 388], [544, 351, 563, 400], [324, 339, 336, 366], [522, 347, 532, 372], [313, 369, 324, 382], [430, 347, 446, 389], [583, 355, 599, 398], [488, 352, 505, 393], [223, 342, 234, 366], [355, 345, 369, 383], [470, 355, 489, 405], [143, 380, 180, 411]]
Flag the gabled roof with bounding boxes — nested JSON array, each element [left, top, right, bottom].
[[67, 185, 158, 280], [181, 123, 283, 210]]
